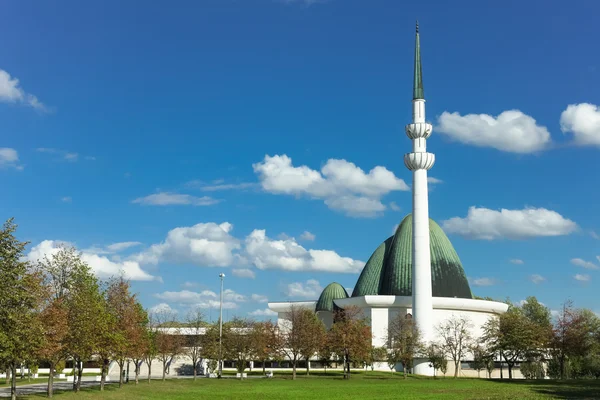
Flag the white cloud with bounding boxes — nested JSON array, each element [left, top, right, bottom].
[[574, 274, 591, 282], [134, 222, 241, 267], [530, 274, 546, 284], [299, 231, 316, 241], [249, 308, 277, 317], [442, 206, 578, 240], [232, 268, 256, 279], [27, 240, 158, 281], [154, 289, 246, 306], [253, 154, 409, 217], [245, 229, 364, 273], [106, 241, 142, 252], [0, 148, 23, 170], [437, 110, 551, 153], [181, 281, 198, 289], [251, 294, 268, 303], [510, 259, 524, 265], [149, 303, 178, 315], [132, 192, 220, 206], [36, 148, 85, 162], [200, 182, 256, 192], [570, 258, 600, 270], [286, 279, 323, 298], [560, 103, 600, 146], [61, 196, 72, 203], [470, 277, 497, 286], [389, 202, 401, 212], [590, 231, 600, 240], [428, 177, 443, 184], [0, 69, 47, 111]]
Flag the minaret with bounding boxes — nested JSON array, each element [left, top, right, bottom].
[[404, 22, 435, 375]]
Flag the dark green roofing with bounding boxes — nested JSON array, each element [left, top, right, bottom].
[[316, 282, 349, 312], [352, 214, 472, 299], [413, 21, 424, 100]]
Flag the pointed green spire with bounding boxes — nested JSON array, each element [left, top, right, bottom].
[[413, 21, 424, 100]]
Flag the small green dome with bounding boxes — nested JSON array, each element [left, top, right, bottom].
[[352, 214, 472, 299], [316, 282, 349, 312]]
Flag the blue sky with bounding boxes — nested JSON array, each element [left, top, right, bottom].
[[2, 0, 599, 320]]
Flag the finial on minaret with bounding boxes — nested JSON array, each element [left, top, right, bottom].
[[413, 22, 424, 100]]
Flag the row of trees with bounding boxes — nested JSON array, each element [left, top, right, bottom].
[[0, 219, 149, 399]]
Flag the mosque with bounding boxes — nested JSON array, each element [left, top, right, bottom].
[[267, 25, 509, 377]]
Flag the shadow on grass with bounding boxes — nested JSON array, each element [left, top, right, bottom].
[[494, 378, 600, 399]]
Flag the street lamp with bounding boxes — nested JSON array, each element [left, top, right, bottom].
[[218, 272, 225, 378]]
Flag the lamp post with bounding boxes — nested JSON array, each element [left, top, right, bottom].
[[218, 272, 225, 378]]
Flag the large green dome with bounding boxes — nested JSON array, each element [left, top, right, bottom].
[[316, 282, 349, 312], [352, 214, 472, 299]]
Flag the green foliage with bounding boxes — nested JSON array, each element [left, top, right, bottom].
[[426, 345, 447, 378], [520, 360, 546, 379], [55, 360, 65, 374]]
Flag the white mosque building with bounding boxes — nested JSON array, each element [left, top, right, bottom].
[[268, 24, 509, 377]]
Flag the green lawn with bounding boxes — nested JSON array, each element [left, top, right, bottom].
[[21, 371, 600, 400]]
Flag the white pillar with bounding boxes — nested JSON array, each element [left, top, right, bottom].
[[404, 98, 435, 376]]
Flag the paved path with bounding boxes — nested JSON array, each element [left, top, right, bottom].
[[0, 379, 115, 398]]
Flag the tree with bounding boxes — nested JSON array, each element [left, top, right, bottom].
[[425, 344, 447, 378], [298, 316, 325, 376], [0, 219, 45, 400], [38, 298, 69, 397], [327, 306, 372, 379], [129, 303, 149, 385], [64, 266, 107, 392], [277, 306, 325, 380], [551, 302, 600, 379], [469, 344, 487, 378], [152, 309, 182, 381], [317, 337, 335, 373], [105, 277, 148, 388], [436, 315, 472, 378], [142, 327, 158, 383], [482, 306, 546, 379], [387, 314, 423, 378], [224, 318, 258, 377], [252, 321, 281, 374], [35, 245, 89, 396], [387, 349, 399, 373], [185, 309, 205, 380]]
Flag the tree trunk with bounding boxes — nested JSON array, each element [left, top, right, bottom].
[[100, 358, 108, 391], [193, 358, 197, 381], [119, 361, 124, 387], [147, 362, 152, 384], [306, 359, 310, 376], [76, 363, 83, 392], [135, 362, 140, 385], [263, 360, 266, 374], [292, 359, 297, 380], [47, 361, 55, 398], [10, 362, 17, 400], [508, 364, 513, 380], [72, 359, 78, 392], [162, 361, 166, 381], [454, 361, 459, 378]]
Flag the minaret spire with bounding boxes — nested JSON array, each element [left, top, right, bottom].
[[413, 21, 424, 100], [404, 22, 435, 376]]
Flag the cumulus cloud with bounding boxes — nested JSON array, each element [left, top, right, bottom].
[[470, 277, 497, 286], [510, 259, 525, 265], [437, 110, 551, 153], [389, 202, 401, 212], [133, 222, 241, 267], [428, 177, 443, 184], [61, 196, 72, 203], [27, 240, 157, 281], [149, 303, 178, 315], [570, 258, 600, 270], [253, 154, 409, 217], [251, 294, 269, 303], [574, 274, 591, 282], [35, 148, 90, 162], [442, 206, 578, 240], [245, 229, 364, 273], [249, 308, 277, 317], [232, 268, 256, 279], [132, 192, 220, 206], [530, 274, 546, 284], [590, 231, 600, 240], [560, 103, 600, 146], [0, 148, 23, 170], [299, 231, 316, 241], [286, 279, 323, 298], [0, 69, 47, 111]]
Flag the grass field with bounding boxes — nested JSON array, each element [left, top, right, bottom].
[[19, 371, 600, 400]]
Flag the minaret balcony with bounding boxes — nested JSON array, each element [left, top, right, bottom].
[[404, 152, 435, 171], [405, 123, 432, 140]]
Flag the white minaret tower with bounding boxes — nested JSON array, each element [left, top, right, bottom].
[[404, 22, 435, 376]]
